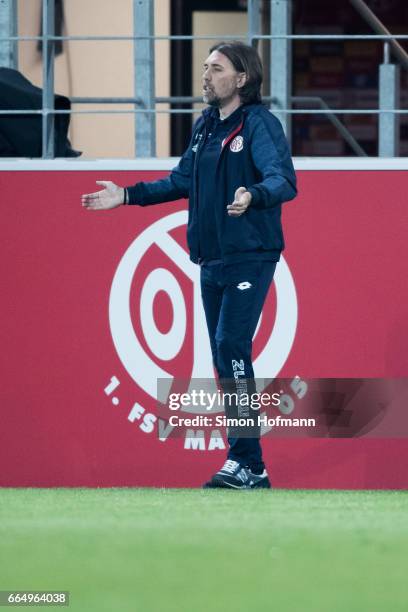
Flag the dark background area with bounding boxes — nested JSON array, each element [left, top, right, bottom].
[[170, 0, 408, 156]]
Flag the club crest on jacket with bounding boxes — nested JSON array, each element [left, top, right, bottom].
[[230, 135, 244, 152]]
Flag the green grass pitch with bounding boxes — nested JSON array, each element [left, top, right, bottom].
[[1, 488, 407, 612]]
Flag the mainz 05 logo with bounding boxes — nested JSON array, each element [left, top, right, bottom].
[[105, 211, 298, 451]]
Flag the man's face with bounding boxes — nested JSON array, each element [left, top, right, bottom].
[[202, 50, 245, 107]]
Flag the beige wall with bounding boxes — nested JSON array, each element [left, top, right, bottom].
[[192, 11, 247, 96], [17, 0, 170, 157], [192, 11, 247, 116]]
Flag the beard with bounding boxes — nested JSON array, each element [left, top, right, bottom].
[[203, 85, 237, 109], [203, 89, 221, 107]]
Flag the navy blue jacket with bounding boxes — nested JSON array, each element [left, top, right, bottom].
[[127, 103, 297, 264]]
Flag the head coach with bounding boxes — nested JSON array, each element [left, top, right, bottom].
[[82, 41, 297, 489]]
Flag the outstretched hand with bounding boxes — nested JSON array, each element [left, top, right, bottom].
[[81, 181, 124, 210], [226, 186, 252, 217]]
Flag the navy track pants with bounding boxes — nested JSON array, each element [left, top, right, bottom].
[[200, 260, 277, 472]]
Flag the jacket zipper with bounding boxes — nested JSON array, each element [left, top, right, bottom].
[[193, 120, 208, 262], [193, 112, 245, 263]]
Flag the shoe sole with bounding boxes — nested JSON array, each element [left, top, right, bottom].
[[203, 477, 271, 490]]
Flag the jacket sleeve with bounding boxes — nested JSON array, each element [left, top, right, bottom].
[[126, 121, 201, 206], [247, 112, 297, 209]]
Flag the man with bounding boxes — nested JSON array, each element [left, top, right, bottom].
[[82, 41, 297, 489]]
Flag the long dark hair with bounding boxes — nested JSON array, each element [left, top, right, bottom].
[[209, 41, 263, 104]]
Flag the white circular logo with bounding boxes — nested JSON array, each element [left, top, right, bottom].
[[230, 135, 244, 152], [109, 211, 298, 400]]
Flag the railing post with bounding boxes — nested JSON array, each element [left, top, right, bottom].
[[133, 0, 156, 157], [247, 0, 262, 48], [270, 0, 292, 144], [379, 43, 400, 157], [42, 0, 55, 158], [0, 0, 18, 69]]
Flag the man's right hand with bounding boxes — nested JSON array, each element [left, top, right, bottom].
[[81, 181, 124, 210]]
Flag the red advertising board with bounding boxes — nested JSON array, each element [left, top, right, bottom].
[[1, 161, 407, 488]]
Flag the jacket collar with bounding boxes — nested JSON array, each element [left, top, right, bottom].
[[202, 102, 262, 121], [202, 104, 243, 123]]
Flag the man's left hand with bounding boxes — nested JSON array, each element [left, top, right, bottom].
[[227, 187, 252, 217]]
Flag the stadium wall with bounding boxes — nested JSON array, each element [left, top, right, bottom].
[[1, 158, 408, 489]]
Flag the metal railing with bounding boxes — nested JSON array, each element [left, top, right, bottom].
[[0, 0, 407, 158]]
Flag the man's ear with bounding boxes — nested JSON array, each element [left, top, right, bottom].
[[237, 72, 247, 89]]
